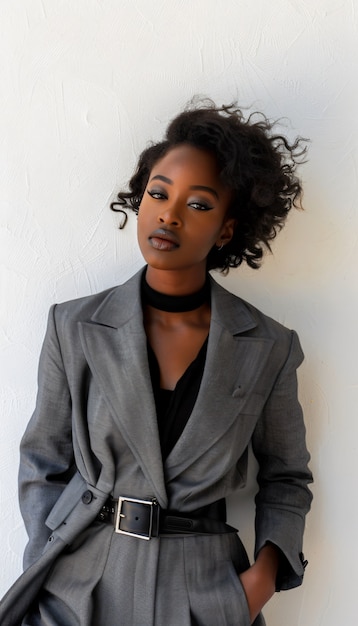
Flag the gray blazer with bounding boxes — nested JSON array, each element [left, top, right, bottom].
[[0, 269, 312, 626]]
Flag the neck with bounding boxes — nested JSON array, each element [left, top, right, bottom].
[[144, 265, 208, 296], [142, 268, 210, 314]]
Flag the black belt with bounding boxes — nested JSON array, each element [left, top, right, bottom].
[[97, 496, 237, 540]]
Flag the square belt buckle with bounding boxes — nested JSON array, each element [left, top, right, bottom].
[[115, 496, 158, 540]]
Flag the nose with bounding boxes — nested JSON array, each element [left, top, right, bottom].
[[157, 201, 182, 227]]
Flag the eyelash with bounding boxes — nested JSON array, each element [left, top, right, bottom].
[[147, 190, 166, 200], [188, 201, 213, 211], [147, 190, 213, 211]]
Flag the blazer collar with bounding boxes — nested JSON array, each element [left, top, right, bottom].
[[209, 276, 258, 335], [90, 268, 144, 329], [90, 268, 258, 336]]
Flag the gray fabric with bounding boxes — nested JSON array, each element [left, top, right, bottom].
[[0, 268, 312, 625]]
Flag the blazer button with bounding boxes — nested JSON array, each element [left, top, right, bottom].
[[82, 490, 93, 504], [299, 552, 308, 569], [233, 385, 245, 398]]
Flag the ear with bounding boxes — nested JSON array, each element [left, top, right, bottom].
[[216, 218, 236, 247]]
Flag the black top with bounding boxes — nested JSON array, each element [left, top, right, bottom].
[[147, 338, 208, 460]]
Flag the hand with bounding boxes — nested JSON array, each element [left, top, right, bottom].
[[239, 544, 279, 623]]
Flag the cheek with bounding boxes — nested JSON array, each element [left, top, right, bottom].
[[137, 220, 146, 249], [137, 196, 153, 224], [137, 202, 148, 229], [136, 212, 146, 248], [198, 221, 225, 247]]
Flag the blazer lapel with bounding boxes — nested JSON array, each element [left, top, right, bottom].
[[78, 269, 168, 508], [77, 271, 274, 503], [165, 278, 275, 481]]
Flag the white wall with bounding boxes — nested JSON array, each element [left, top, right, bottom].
[[0, 1, 356, 623]]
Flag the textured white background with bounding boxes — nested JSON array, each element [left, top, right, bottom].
[[1, 1, 357, 623]]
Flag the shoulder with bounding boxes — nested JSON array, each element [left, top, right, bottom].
[[51, 268, 144, 329], [210, 276, 294, 339], [54, 286, 118, 321], [210, 277, 303, 364]]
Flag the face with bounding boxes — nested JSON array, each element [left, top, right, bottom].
[[137, 144, 235, 276]]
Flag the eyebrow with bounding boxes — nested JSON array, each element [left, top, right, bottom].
[[149, 175, 219, 199]]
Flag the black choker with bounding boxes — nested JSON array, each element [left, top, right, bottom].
[[141, 273, 210, 313]]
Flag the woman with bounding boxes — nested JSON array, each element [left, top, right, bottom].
[[0, 101, 313, 625]]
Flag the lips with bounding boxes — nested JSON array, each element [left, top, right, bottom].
[[149, 228, 180, 251]]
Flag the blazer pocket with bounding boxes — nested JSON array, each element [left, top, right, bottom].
[[224, 560, 251, 626], [197, 560, 251, 626]]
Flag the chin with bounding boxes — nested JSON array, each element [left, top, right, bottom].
[[140, 248, 178, 269]]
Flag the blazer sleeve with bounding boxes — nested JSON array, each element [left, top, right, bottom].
[[18, 304, 74, 569], [251, 329, 313, 590]]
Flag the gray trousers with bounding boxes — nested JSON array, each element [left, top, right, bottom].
[[23, 525, 265, 626]]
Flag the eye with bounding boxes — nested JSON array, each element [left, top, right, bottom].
[[188, 200, 214, 211], [147, 188, 167, 200]]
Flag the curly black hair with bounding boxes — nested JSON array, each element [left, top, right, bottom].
[[111, 100, 307, 272]]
